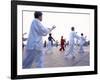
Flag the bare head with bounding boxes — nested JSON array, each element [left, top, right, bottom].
[[61, 36, 63, 39], [34, 11, 42, 21], [49, 33, 52, 36], [71, 27, 75, 31], [81, 33, 83, 36]]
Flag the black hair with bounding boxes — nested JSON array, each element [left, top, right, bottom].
[[71, 27, 75, 31], [61, 36, 63, 38], [81, 33, 83, 36], [34, 11, 42, 18], [49, 33, 52, 36]]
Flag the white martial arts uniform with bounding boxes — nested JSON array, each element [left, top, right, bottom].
[[46, 41, 53, 54], [65, 31, 79, 58], [23, 19, 51, 68], [79, 36, 86, 54], [48, 41, 52, 49]]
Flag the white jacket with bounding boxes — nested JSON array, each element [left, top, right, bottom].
[[69, 31, 79, 45], [80, 36, 86, 45], [26, 19, 50, 50]]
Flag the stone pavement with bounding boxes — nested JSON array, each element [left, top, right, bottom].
[[31, 46, 90, 68]]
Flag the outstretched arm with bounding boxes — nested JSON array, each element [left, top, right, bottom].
[[48, 25, 56, 32], [52, 37, 55, 42], [34, 20, 56, 36]]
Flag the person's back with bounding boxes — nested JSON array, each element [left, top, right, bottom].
[[61, 38, 65, 45], [65, 27, 79, 58], [69, 27, 79, 45], [59, 36, 65, 51], [69, 31, 76, 45]]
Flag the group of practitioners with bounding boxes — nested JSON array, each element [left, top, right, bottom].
[[23, 11, 87, 69]]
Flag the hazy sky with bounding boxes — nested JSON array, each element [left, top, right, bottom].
[[23, 11, 90, 43]]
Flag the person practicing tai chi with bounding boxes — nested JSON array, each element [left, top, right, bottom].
[[23, 11, 56, 68], [48, 33, 55, 46], [79, 33, 86, 54], [59, 36, 65, 51], [65, 27, 79, 59], [46, 33, 55, 54]]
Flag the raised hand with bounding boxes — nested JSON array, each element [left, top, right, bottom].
[[52, 25, 56, 30], [48, 25, 56, 32]]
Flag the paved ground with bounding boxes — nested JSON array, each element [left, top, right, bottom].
[[28, 46, 90, 68]]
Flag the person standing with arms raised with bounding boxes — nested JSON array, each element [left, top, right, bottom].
[[23, 11, 56, 68]]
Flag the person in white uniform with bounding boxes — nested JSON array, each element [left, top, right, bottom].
[[23, 11, 56, 68], [65, 27, 79, 59], [75, 32, 79, 46], [79, 33, 86, 54]]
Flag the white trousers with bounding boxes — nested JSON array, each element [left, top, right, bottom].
[[23, 48, 44, 68], [65, 44, 76, 57]]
